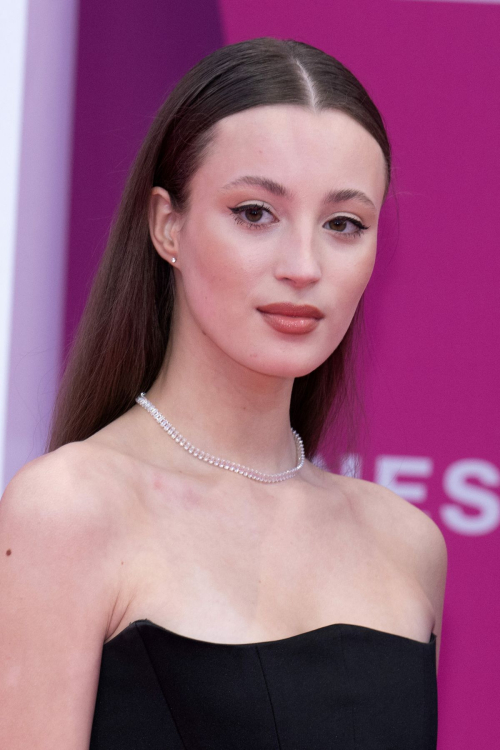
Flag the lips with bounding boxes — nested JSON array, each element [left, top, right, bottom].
[[257, 302, 324, 335], [257, 302, 324, 319]]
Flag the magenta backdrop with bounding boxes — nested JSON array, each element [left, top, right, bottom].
[[217, 0, 500, 747]]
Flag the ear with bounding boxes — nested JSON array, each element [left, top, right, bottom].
[[149, 186, 183, 267]]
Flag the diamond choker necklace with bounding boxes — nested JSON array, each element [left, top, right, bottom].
[[135, 392, 305, 483]]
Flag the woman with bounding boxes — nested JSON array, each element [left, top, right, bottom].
[[1, 37, 446, 748]]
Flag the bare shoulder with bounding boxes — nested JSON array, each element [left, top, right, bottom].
[[329, 473, 446, 552], [0, 442, 123, 747], [0, 441, 127, 559], [0, 439, 133, 613], [328, 472, 448, 633], [3, 440, 114, 521], [0, 440, 124, 637]]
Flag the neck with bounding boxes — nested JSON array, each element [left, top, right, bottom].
[[142, 322, 300, 477]]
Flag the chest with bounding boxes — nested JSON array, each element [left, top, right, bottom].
[[111, 479, 432, 643]]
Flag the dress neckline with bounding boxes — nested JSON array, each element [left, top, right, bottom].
[[104, 617, 437, 649]]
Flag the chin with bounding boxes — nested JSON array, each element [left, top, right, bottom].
[[241, 353, 331, 379]]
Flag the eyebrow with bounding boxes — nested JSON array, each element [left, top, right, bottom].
[[220, 175, 376, 211]]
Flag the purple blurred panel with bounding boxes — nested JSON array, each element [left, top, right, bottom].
[[65, 0, 224, 355], [4, 0, 78, 483]]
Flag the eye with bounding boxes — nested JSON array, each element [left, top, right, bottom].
[[229, 203, 275, 230], [325, 214, 369, 239], [229, 204, 370, 238]]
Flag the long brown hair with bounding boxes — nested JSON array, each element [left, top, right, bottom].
[[46, 37, 391, 464]]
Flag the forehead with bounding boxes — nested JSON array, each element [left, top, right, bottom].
[[191, 104, 387, 209]]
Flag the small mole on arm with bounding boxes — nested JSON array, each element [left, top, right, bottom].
[[6, 549, 12, 556]]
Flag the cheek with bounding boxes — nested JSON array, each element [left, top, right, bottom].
[[353, 249, 377, 295], [179, 223, 260, 326], [333, 245, 376, 304]]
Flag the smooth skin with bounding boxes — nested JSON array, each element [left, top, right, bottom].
[[0, 105, 447, 748]]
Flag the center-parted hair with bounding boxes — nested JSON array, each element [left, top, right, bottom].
[[47, 37, 392, 464]]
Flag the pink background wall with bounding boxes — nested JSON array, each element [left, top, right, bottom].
[[218, 1, 500, 745]]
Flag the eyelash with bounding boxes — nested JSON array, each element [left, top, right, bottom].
[[229, 203, 369, 239]]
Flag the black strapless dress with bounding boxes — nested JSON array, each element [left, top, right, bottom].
[[89, 618, 438, 749]]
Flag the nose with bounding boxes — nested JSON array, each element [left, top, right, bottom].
[[274, 225, 322, 289]]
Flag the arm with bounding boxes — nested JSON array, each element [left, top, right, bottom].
[[0, 444, 119, 748], [337, 475, 448, 675], [362, 479, 448, 673], [408, 507, 447, 674]]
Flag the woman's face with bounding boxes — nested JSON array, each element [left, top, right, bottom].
[[152, 104, 387, 378]]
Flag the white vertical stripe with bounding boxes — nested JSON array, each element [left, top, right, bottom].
[[1, 0, 79, 490], [0, 2, 30, 492]]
